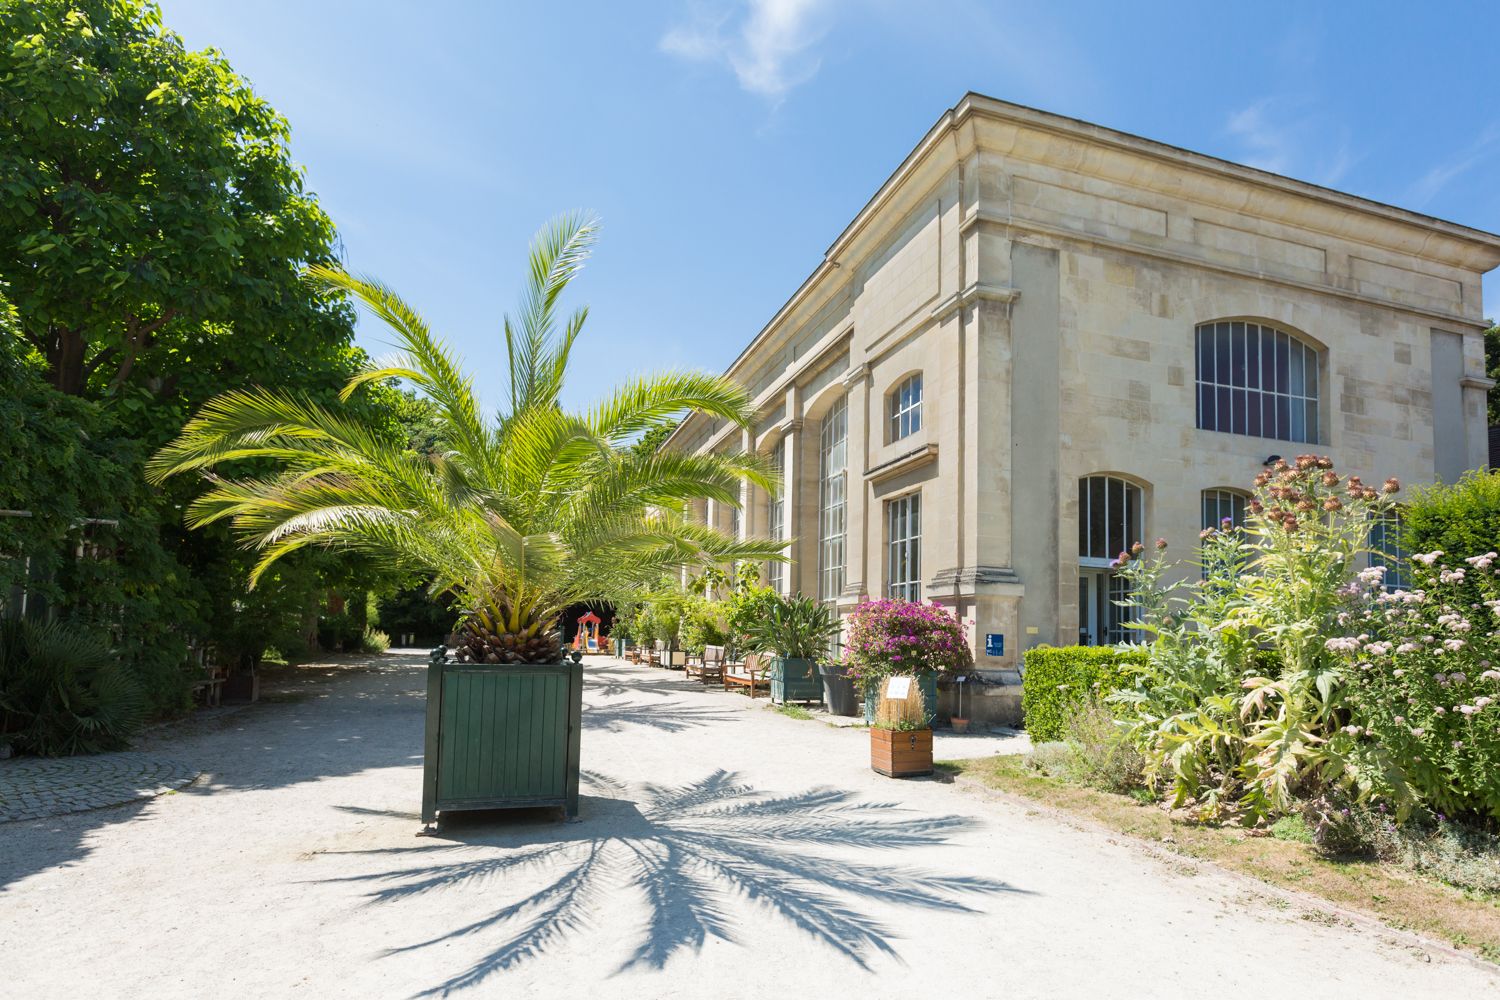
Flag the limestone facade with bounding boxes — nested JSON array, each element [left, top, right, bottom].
[[666, 94, 1500, 670]]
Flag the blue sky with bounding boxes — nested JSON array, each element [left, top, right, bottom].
[[158, 0, 1500, 413]]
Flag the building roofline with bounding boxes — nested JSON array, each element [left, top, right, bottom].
[[664, 92, 1500, 453]]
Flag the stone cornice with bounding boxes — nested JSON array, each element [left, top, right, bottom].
[[864, 443, 938, 485], [966, 211, 1494, 333], [930, 282, 1020, 323], [1461, 375, 1498, 391]]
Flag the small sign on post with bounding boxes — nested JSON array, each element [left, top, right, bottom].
[[985, 633, 1005, 657], [884, 676, 912, 700]]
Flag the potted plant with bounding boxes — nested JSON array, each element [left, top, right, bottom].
[[843, 599, 973, 725], [149, 214, 783, 828], [741, 593, 841, 705], [869, 678, 932, 777]]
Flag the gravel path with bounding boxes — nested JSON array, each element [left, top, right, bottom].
[[2, 650, 1494, 999]]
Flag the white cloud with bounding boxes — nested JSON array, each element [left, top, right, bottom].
[[1224, 97, 1358, 188], [1406, 123, 1500, 208], [661, 0, 836, 101]]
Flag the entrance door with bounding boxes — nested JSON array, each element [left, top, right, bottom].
[[1079, 569, 1132, 646]]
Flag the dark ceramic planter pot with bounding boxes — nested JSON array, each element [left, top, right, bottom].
[[819, 664, 859, 716]]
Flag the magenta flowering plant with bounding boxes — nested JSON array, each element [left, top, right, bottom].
[[842, 599, 973, 690]]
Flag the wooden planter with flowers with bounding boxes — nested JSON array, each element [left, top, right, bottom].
[[844, 598, 973, 778]]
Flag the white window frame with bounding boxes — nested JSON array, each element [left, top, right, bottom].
[[818, 396, 847, 601], [1201, 488, 1248, 532], [1078, 475, 1144, 566], [886, 492, 921, 601], [888, 373, 922, 442], [1195, 321, 1320, 444], [1369, 509, 1409, 592]]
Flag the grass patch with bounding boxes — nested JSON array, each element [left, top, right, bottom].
[[772, 704, 813, 721], [1271, 815, 1314, 844], [952, 755, 1500, 966]]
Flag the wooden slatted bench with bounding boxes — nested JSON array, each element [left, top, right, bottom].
[[723, 652, 767, 698]]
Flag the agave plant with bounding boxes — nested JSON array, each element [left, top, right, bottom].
[[148, 214, 783, 664]]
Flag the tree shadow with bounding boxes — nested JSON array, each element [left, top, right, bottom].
[[582, 699, 740, 733], [324, 769, 1027, 996]]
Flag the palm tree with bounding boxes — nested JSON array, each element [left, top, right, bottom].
[[148, 213, 783, 664]]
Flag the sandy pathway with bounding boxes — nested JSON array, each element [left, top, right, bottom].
[[2, 650, 1494, 999]]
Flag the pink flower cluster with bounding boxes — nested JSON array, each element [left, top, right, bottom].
[[842, 598, 974, 685]]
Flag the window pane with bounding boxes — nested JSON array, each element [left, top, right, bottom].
[[1231, 323, 1246, 387], [1088, 476, 1107, 559], [1107, 477, 1125, 556]]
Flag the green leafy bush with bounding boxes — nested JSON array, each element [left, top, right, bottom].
[[1403, 471, 1500, 569], [1111, 456, 1399, 822], [360, 628, 391, 654], [1062, 701, 1146, 794], [0, 618, 144, 756], [679, 597, 728, 655], [1328, 548, 1500, 821], [1021, 645, 1144, 742]]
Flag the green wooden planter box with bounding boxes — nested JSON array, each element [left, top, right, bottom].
[[422, 654, 583, 825], [769, 656, 823, 705]]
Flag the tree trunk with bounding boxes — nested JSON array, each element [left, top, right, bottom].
[[45, 326, 88, 395]]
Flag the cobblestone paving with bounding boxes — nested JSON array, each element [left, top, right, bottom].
[[0, 752, 200, 823]]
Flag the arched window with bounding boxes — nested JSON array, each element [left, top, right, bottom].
[[1201, 489, 1248, 532], [1078, 476, 1144, 645], [1195, 321, 1320, 443], [1078, 475, 1144, 562], [818, 396, 848, 601], [888, 373, 922, 442]]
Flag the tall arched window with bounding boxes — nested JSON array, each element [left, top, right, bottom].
[[1078, 475, 1144, 645], [818, 396, 848, 601], [1195, 321, 1320, 443], [888, 373, 922, 442], [1078, 475, 1144, 562]]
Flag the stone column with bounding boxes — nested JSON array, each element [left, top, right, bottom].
[[838, 363, 871, 612]]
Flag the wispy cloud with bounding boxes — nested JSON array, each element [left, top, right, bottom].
[[660, 0, 836, 101], [1223, 97, 1358, 188], [1406, 123, 1500, 208]]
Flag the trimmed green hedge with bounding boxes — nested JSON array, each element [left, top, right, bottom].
[[1403, 470, 1500, 561], [1021, 645, 1147, 742]]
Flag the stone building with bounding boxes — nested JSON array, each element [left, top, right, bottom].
[[665, 93, 1500, 677]]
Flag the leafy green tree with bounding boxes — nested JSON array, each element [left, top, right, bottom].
[[1485, 323, 1498, 427], [149, 215, 785, 664], [0, 0, 351, 398]]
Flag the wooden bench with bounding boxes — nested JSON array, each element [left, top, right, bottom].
[[724, 652, 768, 698], [192, 662, 227, 708], [696, 644, 726, 683]]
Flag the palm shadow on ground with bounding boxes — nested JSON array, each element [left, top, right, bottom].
[[325, 769, 1027, 997], [583, 698, 741, 733]]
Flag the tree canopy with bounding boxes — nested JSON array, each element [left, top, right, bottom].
[[0, 0, 351, 398]]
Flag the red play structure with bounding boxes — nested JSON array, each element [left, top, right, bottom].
[[571, 611, 603, 653]]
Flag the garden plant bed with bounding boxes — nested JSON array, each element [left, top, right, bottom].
[[946, 756, 1500, 966]]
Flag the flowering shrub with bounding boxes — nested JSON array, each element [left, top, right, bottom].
[[1112, 455, 1399, 822], [1328, 549, 1500, 820], [842, 599, 972, 692]]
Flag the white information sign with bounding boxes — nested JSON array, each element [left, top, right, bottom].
[[885, 676, 912, 700]]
